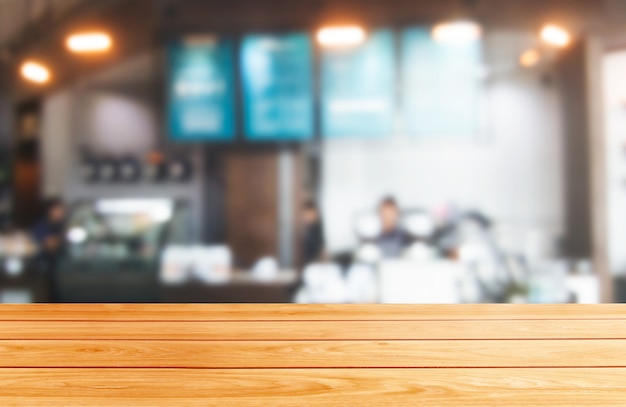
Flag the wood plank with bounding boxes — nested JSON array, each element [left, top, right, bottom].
[[0, 304, 625, 321], [1, 339, 626, 368], [1, 319, 626, 340], [0, 368, 625, 406]]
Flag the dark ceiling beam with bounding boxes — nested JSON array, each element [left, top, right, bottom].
[[162, 0, 606, 31]]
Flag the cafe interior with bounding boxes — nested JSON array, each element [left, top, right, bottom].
[[0, 0, 624, 305]]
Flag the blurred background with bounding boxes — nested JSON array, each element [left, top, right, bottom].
[[0, 0, 624, 304]]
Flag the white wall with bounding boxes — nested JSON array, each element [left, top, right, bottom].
[[603, 50, 626, 276], [321, 30, 566, 253], [82, 92, 158, 155]]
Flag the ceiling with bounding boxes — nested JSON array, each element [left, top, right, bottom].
[[0, 0, 622, 57], [0, 0, 86, 51], [1, 0, 625, 99]]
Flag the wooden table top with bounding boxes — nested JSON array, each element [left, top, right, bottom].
[[0, 304, 625, 406]]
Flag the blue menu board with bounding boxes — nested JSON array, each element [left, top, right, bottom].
[[167, 36, 235, 141], [321, 29, 395, 138], [402, 27, 482, 139], [241, 33, 314, 141]]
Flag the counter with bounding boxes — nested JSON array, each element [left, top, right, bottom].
[[0, 304, 624, 405]]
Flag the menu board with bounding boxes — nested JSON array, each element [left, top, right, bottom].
[[167, 36, 235, 140], [240, 33, 314, 141], [402, 27, 482, 139], [321, 29, 395, 138]]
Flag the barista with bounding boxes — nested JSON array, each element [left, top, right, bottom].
[[375, 196, 410, 258]]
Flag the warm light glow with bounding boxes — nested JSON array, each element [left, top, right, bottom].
[[317, 26, 366, 47], [66, 32, 112, 53], [540, 24, 571, 48], [519, 49, 541, 67], [20, 61, 50, 84], [432, 21, 482, 44]]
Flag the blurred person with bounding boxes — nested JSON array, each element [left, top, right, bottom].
[[32, 198, 66, 302], [301, 200, 325, 265], [376, 196, 410, 258]]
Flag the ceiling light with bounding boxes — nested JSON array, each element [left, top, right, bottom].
[[519, 49, 541, 67], [20, 61, 50, 84], [540, 24, 571, 48], [66, 32, 112, 53], [432, 21, 482, 44], [317, 26, 366, 47]]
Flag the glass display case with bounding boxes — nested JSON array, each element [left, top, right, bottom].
[[57, 198, 192, 302]]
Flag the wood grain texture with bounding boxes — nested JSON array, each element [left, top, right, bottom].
[[1, 319, 626, 340], [1, 339, 625, 368], [0, 368, 625, 407], [0, 304, 625, 321], [2, 304, 626, 405]]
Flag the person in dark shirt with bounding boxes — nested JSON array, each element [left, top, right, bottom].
[[32, 198, 66, 302], [375, 196, 410, 258], [301, 201, 325, 265]]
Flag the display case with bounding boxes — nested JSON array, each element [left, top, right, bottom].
[[57, 198, 192, 302]]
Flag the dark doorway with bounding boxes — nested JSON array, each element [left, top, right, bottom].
[[225, 149, 280, 268], [13, 101, 43, 228], [223, 148, 303, 269]]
